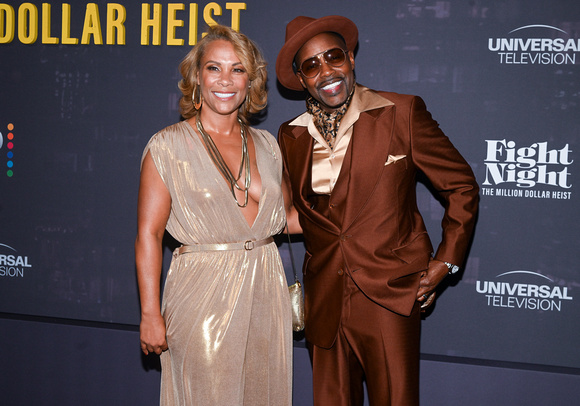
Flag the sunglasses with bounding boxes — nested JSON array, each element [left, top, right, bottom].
[[297, 48, 349, 78]]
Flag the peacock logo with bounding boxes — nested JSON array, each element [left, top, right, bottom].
[[1, 123, 15, 177]]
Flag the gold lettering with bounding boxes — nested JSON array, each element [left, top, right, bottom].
[[0, 2, 248, 46], [62, 3, 79, 44], [203, 2, 221, 34], [188, 3, 198, 45], [141, 3, 162, 45], [18, 3, 38, 44], [106, 3, 126, 45], [81, 3, 103, 45], [41, 3, 58, 44], [225, 2, 245, 31], [167, 3, 184, 46], [0, 4, 15, 43]]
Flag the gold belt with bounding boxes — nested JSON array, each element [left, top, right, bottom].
[[175, 236, 274, 256]]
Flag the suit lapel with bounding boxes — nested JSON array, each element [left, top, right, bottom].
[[283, 126, 340, 234], [339, 105, 396, 230]]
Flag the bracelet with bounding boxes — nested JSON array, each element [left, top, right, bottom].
[[444, 261, 460, 275]]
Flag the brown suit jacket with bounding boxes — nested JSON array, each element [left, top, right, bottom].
[[278, 88, 479, 348]]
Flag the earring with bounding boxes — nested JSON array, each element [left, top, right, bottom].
[[245, 93, 251, 111], [193, 87, 202, 110]]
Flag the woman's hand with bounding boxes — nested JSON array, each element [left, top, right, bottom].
[[140, 313, 168, 355]]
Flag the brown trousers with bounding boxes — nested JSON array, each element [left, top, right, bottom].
[[308, 273, 421, 406]]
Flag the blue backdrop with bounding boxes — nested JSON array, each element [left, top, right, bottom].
[[1, 0, 578, 386]]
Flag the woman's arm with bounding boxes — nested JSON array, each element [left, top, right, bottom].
[[135, 151, 171, 355], [282, 175, 302, 234]]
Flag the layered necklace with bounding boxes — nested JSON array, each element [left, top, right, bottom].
[[196, 116, 251, 207]]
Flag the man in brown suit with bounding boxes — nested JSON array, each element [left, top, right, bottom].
[[276, 15, 479, 405]]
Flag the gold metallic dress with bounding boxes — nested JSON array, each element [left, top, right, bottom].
[[142, 121, 292, 406]]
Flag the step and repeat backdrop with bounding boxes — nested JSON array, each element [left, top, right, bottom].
[[1, 0, 578, 370]]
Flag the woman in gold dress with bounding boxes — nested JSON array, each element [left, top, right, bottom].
[[135, 24, 300, 405]]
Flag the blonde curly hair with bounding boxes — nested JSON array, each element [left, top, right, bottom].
[[178, 24, 268, 123]]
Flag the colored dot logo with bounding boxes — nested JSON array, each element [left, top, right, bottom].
[[3, 123, 15, 177]]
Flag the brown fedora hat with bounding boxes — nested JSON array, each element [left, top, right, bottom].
[[276, 15, 358, 91]]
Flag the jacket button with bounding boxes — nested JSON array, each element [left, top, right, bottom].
[[337, 269, 344, 275]]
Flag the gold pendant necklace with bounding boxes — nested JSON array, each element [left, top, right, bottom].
[[196, 116, 251, 208]]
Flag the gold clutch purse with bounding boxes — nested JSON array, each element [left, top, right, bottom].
[[288, 280, 305, 332], [285, 224, 305, 332]]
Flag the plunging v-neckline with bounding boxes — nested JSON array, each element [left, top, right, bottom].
[[184, 120, 264, 230]]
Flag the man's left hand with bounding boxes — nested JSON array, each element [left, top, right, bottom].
[[417, 258, 449, 310]]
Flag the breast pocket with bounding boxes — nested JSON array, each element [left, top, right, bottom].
[[384, 154, 408, 170]]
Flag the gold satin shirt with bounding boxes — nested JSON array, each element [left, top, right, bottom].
[[288, 84, 393, 194]]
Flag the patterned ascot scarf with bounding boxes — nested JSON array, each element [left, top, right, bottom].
[[306, 88, 355, 150]]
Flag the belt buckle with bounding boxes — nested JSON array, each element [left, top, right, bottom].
[[244, 240, 254, 250]]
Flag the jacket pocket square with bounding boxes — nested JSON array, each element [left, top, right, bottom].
[[385, 155, 407, 166]]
